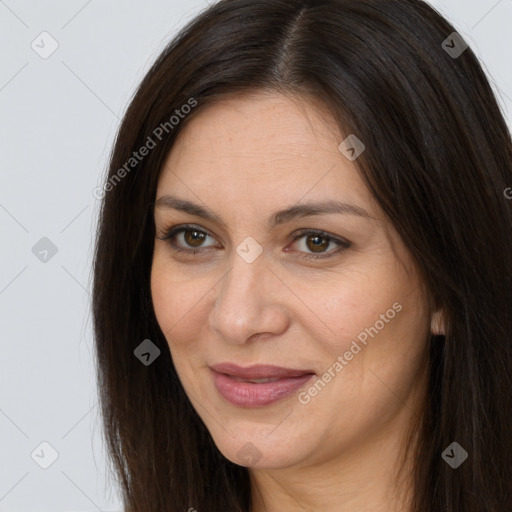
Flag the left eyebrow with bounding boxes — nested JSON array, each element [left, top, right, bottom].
[[154, 195, 374, 230]]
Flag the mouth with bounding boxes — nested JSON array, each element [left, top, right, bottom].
[[210, 362, 316, 379], [209, 362, 316, 407]]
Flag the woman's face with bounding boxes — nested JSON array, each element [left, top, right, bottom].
[[151, 91, 433, 470]]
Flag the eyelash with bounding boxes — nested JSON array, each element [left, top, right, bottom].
[[156, 224, 352, 260]]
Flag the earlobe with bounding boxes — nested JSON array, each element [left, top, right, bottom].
[[430, 309, 446, 336]]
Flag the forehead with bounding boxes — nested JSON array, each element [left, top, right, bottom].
[[156, 91, 377, 215], [166, 90, 341, 161]]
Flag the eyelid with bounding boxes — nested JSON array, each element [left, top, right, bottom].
[[290, 228, 351, 248], [157, 223, 352, 259], [157, 223, 218, 242]]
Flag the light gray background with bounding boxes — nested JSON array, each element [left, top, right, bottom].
[[0, 1, 510, 511]]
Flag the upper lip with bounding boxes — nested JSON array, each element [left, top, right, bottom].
[[210, 362, 316, 379]]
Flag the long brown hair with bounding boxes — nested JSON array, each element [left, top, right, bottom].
[[92, 0, 512, 510]]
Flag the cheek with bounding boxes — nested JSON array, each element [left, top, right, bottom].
[[150, 259, 204, 349], [306, 259, 429, 385], [301, 283, 429, 448], [300, 263, 403, 346], [329, 284, 428, 404], [150, 266, 212, 395]]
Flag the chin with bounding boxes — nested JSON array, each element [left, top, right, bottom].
[[210, 425, 310, 468]]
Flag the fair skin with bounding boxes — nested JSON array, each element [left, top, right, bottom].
[[151, 90, 442, 511]]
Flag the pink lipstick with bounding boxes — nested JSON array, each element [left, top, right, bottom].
[[210, 363, 315, 408]]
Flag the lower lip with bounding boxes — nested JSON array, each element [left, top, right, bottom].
[[211, 369, 315, 408]]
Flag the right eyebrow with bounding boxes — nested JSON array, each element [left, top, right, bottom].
[[154, 195, 374, 230]]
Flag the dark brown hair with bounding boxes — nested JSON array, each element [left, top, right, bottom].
[[92, 0, 512, 510]]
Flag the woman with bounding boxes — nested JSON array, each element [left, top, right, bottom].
[[92, 0, 512, 510]]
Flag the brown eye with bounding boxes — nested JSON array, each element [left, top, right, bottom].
[[289, 229, 352, 260], [183, 229, 207, 248], [304, 233, 330, 253], [157, 224, 351, 261], [157, 225, 218, 253]]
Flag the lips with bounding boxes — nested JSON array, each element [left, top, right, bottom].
[[209, 363, 316, 407], [209, 362, 315, 380]]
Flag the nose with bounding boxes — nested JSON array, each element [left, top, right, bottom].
[[208, 251, 290, 345]]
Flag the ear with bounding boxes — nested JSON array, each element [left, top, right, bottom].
[[430, 308, 446, 336]]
